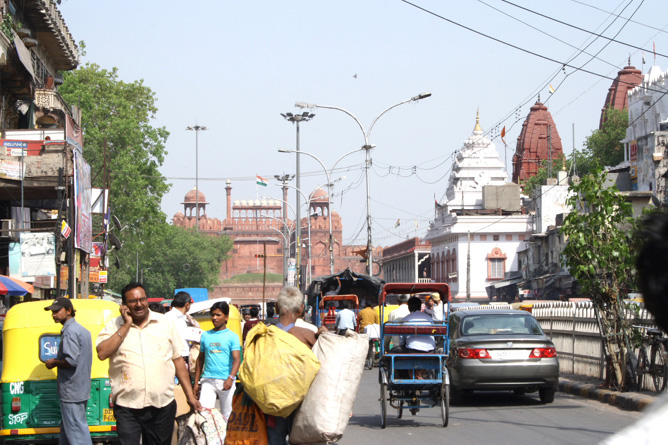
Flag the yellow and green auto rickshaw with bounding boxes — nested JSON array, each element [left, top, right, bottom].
[[0, 299, 120, 443]]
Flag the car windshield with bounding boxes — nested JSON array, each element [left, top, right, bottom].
[[461, 314, 543, 336]]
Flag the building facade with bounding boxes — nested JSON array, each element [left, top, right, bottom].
[[426, 113, 532, 301], [382, 237, 431, 283]]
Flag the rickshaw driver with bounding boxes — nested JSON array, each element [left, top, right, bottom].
[[391, 296, 435, 354]]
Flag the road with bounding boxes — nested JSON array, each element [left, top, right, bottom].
[[338, 369, 641, 444]]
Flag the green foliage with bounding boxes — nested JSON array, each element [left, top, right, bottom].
[[521, 156, 569, 193], [59, 63, 233, 295], [1, 14, 14, 40], [573, 108, 628, 176], [60, 63, 170, 241], [223, 273, 283, 284], [114, 225, 233, 298], [560, 168, 637, 389]]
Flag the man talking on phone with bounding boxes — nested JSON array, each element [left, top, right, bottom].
[[96, 282, 201, 445]]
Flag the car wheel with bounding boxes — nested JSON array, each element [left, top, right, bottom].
[[539, 387, 555, 403]]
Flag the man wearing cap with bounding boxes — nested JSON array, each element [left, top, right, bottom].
[[44, 297, 93, 445], [424, 292, 445, 321]]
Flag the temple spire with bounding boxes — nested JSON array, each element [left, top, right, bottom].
[[473, 107, 482, 132]]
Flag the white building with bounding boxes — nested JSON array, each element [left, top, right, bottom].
[[622, 65, 668, 199], [426, 113, 533, 301]]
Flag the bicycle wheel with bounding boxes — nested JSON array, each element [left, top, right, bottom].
[[380, 382, 387, 428], [637, 346, 649, 391], [650, 343, 668, 392], [441, 373, 450, 427]]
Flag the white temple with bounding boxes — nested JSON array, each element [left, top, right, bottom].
[[443, 111, 509, 210]]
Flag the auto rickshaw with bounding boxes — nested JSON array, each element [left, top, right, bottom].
[[315, 294, 360, 332], [0, 299, 120, 443]]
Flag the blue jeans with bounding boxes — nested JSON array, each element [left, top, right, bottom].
[[266, 412, 295, 445], [59, 400, 91, 445]]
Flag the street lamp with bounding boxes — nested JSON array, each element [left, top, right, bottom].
[[295, 92, 432, 275], [279, 146, 358, 273], [281, 111, 315, 290], [186, 124, 208, 231]]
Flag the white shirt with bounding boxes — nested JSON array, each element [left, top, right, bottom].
[[386, 304, 410, 350], [399, 311, 435, 352], [601, 391, 668, 444], [431, 301, 445, 321], [164, 307, 190, 357], [296, 318, 318, 333]]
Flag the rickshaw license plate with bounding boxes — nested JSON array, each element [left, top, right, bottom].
[[103, 409, 115, 422]]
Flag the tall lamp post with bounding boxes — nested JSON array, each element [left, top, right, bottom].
[[295, 93, 431, 275], [186, 124, 208, 231], [281, 111, 315, 290], [279, 146, 359, 273]]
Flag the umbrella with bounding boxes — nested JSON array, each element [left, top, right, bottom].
[[0, 275, 34, 296]]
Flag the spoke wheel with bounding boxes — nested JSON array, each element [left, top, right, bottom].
[[637, 347, 648, 391], [380, 382, 387, 429], [441, 381, 450, 427], [650, 343, 668, 392]]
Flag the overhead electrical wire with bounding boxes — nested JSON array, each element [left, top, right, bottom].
[[568, 0, 668, 34], [500, 0, 667, 58]]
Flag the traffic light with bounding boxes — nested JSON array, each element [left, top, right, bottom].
[[255, 254, 265, 258]]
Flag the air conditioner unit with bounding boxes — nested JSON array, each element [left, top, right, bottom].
[[0, 219, 15, 239]]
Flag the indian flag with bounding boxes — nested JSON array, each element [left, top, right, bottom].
[[256, 175, 268, 187]]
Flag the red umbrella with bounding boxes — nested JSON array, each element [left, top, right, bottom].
[[0, 275, 34, 296]]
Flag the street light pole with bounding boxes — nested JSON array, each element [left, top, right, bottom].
[[186, 124, 208, 231], [274, 174, 294, 286], [295, 92, 431, 275], [281, 111, 314, 290]]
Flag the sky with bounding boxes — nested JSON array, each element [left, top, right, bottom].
[[59, 0, 667, 249]]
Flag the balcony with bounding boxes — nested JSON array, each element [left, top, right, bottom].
[[34, 88, 72, 116]]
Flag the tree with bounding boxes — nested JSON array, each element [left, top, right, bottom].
[[521, 156, 569, 193], [59, 63, 170, 239], [115, 225, 233, 298], [574, 107, 628, 176], [561, 168, 637, 389]]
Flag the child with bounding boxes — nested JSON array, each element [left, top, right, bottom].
[[194, 301, 241, 425]]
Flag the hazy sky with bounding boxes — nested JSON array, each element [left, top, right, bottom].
[[60, 0, 667, 248]]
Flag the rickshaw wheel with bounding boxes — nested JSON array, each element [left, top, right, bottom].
[[397, 400, 404, 419], [441, 374, 450, 427], [380, 382, 388, 428]]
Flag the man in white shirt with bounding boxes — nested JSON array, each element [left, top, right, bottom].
[[397, 296, 435, 353], [335, 300, 357, 335], [384, 294, 410, 352], [164, 291, 193, 364]]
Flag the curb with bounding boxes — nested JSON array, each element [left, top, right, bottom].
[[558, 379, 655, 412]]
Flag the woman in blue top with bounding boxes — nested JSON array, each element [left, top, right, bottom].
[[194, 301, 241, 423]]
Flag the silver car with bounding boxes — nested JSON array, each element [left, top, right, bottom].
[[446, 309, 559, 403]]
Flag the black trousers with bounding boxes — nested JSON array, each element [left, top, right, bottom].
[[114, 399, 177, 445]]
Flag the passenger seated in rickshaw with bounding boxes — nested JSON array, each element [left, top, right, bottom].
[[389, 296, 435, 354]]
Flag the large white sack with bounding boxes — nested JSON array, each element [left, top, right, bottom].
[[290, 331, 368, 444]]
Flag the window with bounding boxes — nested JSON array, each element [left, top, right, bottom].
[[490, 259, 504, 279], [493, 235, 500, 241], [486, 248, 507, 280]]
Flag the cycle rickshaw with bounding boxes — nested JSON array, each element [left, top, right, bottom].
[[378, 283, 451, 428]]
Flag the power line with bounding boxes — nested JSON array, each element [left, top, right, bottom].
[[500, 0, 667, 58], [568, 0, 668, 34]]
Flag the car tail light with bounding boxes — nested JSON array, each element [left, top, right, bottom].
[[109, 394, 114, 408], [11, 397, 20, 412], [529, 347, 557, 358], [457, 348, 491, 359]]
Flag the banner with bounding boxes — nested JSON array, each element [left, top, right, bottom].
[[74, 151, 93, 253]]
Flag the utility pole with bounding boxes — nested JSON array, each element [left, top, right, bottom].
[[466, 230, 471, 302], [547, 124, 552, 179], [274, 174, 294, 286]]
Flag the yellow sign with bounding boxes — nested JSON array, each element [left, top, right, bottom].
[[102, 408, 115, 423]]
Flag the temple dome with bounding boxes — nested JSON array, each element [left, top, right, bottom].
[[310, 188, 328, 201], [600, 64, 642, 129]]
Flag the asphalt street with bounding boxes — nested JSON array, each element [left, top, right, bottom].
[[338, 369, 642, 444]]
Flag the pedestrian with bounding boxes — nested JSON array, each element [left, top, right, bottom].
[[266, 287, 321, 444], [427, 292, 444, 321], [335, 300, 356, 335], [164, 291, 196, 367], [44, 297, 93, 445], [265, 305, 279, 326], [194, 301, 241, 440], [359, 303, 380, 369], [96, 282, 201, 445], [242, 306, 261, 345], [603, 210, 668, 444]]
